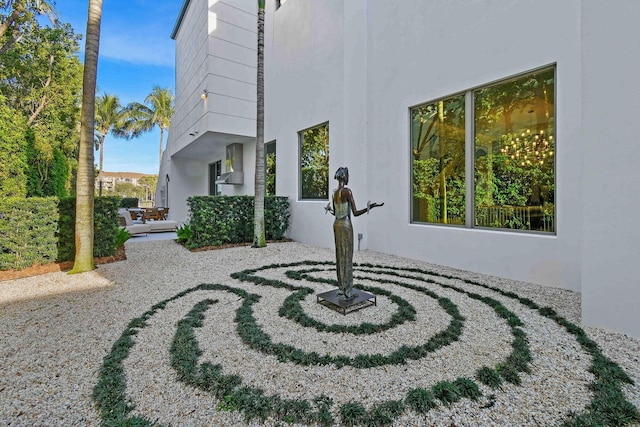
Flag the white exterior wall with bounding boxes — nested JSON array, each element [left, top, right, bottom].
[[263, 1, 640, 338], [265, 0, 582, 288], [166, 0, 640, 338], [581, 0, 640, 337], [365, 1, 583, 292], [160, 0, 257, 223], [265, 0, 347, 248]]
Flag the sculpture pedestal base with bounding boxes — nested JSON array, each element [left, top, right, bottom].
[[316, 288, 376, 315]]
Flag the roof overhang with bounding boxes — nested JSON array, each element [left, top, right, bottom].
[[171, 131, 253, 160], [215, 171, 244, 185], [171, 0, 191, 40]]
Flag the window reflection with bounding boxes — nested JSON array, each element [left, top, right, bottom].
[[265, 141, 276, 196], [411, 95, 466, 224], [474, 67, 555, 232], [299, 123, 329, 200]]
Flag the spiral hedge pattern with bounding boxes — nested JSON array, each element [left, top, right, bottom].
[[92, 261, 639, 426]]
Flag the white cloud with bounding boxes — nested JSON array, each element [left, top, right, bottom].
[[100, 32, 175, 67]]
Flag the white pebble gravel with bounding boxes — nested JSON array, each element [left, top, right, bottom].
[[1, 240, 639, 426]]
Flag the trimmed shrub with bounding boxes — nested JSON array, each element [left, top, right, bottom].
[[186, 196, 290, 249], [0, 197, 58, 270], [119, 197, 139, 208], [57, 196, 121, 260]]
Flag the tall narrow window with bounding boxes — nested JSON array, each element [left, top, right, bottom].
[[474, 67, 555, 232], [208, 160, 221, 196], [411, 95, 466, 224], [265, 141, 276, 196], [299, 122, 329, 200]]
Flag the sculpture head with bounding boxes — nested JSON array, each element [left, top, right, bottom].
[[334, 167, 349, 184]]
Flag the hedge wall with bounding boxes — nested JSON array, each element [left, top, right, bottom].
[[186, 195, 290, 249], [0, 197, 59, 270], [57, 196, 121, 261], [0, 196, 121, 270], [119, 198, 139, 208]]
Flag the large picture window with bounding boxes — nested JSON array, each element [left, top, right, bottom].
[[411, 95, 466, 224], [411, 66, 555, 233], [299, 122, 329, 200]]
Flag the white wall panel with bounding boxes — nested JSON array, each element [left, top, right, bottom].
[[581, 0, 640, 338]]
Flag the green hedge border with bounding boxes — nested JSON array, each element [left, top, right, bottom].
[[0, 196, 121, 270], [186, 195, 290, 249]]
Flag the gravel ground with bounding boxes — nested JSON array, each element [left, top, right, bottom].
[[1, 240, 639, 426]]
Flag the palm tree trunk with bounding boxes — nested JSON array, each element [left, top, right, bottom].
[[70, 0, 102, 274], [98, 137, 104, 196], [159, 126, 165, 165], [252, 0, 266, 248]]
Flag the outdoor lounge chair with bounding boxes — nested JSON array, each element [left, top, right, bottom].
[[139, 207, 178, 232], [118, 210, 151, 235]]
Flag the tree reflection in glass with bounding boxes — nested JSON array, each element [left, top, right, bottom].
[[474, 67, 555, 232]]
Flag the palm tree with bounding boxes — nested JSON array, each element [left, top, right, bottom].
[[252, 0, 266, 248], [94, 93, 128, 196], [70, 0, 102, 274], [126, 86, 175, 165]]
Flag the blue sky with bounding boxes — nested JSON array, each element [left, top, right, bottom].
[[55, 1, 182, 175]]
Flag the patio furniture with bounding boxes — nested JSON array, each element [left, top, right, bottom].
[[157, 207, 169, 220], [140, 207, 178, 232], [143, 207, 163, 222], [118, 210, 151, 235], [127, 208, 145, 223]]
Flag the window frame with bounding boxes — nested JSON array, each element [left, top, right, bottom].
[[409, 64, 557, 235]]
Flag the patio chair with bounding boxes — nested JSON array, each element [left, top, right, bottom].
[[118, 210, 151, 235], [157, 207, 169, 220], [143, 207, 162, 222]]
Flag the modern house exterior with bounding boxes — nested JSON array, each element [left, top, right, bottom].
[[160, 0, 640, 339]]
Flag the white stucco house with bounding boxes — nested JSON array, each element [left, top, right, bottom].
[[159, 0, 640, 339]]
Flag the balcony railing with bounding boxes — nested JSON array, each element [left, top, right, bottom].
[[475, 205, 554, 232]]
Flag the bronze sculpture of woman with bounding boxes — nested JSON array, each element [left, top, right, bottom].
[[326, 167, 383, 300]]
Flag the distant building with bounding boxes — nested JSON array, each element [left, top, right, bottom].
[[97, 172, 156, 192], [97, 171, 157, 205]]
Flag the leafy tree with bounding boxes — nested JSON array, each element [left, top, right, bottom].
[[44, 148, 70, 197], [473, 68, 555, 231], [300, 124, 329, 200], [0, 15, 82, 196], [0, 0, 55, 55], [411, 96, 465, 224], [94, 93, 129, 195], [110, 176, 156, 203], [126, 86, 175, 164], [265, 145, 276, 196], [0, 95, 27, 197], [252, 0, 266, 248], [137, 175, 157, 203], [71, 0, 102, 274], [112, 182, 139, 199]]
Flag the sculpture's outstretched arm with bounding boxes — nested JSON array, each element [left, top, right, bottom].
[[347, 188, 383, 217], [324, 202, 334, 216]]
